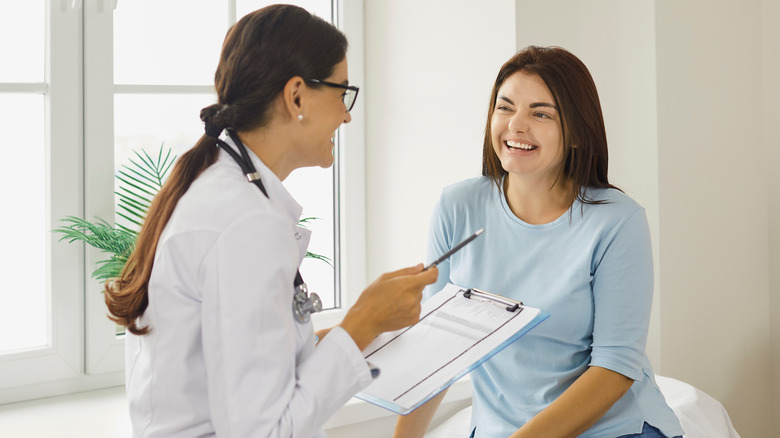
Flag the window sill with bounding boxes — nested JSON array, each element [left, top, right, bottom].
[[0, 378, 472, 437], [0, 385, 131, 437]]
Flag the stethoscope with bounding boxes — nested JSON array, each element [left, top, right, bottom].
[[215, 129, 323, 324]]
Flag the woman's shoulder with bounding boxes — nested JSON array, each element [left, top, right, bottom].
[[584, 187, 642, 210], [580, 187, 647, 228], [171, 161, 279, 233], [440, 176, 496, 203]]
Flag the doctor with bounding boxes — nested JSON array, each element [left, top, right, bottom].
[[104, 5, 438, 437]]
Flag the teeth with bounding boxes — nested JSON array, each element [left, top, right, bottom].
[[506, 140, 535, 150]]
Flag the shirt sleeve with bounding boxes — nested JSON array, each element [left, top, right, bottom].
[[200, 210, 372, 437], [424, 191, 453, 301], [589, 207, 654, 381]]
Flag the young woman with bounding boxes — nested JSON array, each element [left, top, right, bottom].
[[105, 5, 437, 437], [394, 46, 683, 438]]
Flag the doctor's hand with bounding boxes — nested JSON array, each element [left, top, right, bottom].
[[339, 264, 438, 351]]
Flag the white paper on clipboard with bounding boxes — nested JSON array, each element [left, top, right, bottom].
[[355, 283, 549, 415]]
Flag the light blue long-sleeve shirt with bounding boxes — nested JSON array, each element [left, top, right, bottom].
[[425, 176, 683, 438]]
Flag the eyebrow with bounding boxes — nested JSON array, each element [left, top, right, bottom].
[[498, 95, 515, 105], [530, 102, 558, 110], [497, 95, 557, 110]]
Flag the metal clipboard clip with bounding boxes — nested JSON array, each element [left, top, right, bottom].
[[461, 288, 523, 313]]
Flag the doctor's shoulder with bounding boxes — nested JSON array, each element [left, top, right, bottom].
[[166, 163, 274, 233]]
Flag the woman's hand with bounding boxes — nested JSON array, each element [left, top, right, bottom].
[[340, 264, 438, 351]]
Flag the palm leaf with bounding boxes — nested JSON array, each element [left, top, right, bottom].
[[305, 252, 333, 267], [55, 216, 136, 254], [54, 216, 137, 279], [297, 217, 319, 228], [297, 217, 333, 267], [115, 145, 176, 229], [92, 256, 130, 281]]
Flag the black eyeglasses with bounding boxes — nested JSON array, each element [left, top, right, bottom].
[[305, 79, 359, 112]]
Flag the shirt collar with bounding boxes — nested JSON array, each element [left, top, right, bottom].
[[220, 133, 304, 223]]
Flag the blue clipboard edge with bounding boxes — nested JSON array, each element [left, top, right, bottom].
[[354, 309, 550, 416]]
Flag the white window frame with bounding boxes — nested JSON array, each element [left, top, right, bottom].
[[0, 1, 125, 405], [83, 0, 123, 376], [0, 0, 367, 405]]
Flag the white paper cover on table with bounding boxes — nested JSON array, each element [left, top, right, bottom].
[[655, 375, 741, 438]]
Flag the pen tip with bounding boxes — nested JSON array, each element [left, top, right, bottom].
[[476, 228, 484, 235]]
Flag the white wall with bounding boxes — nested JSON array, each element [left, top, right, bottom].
[[654, 1, 771, 436], [364, 0, 516, 278], [762, 0, 780, 425]]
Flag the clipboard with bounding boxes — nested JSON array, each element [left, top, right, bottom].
[[355, 283, 549, 415]]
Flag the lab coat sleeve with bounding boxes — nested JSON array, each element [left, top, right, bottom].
[[200, 210, 371, 437]]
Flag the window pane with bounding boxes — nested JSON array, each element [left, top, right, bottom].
[[0, 94, 47, 353], [0, 1, 44, 82], [237, 0, 332, 21], [113, 1, 227, 85], [284, 167, 336, 309]]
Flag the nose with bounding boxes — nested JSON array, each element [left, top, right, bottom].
[[343, 111, 352, 124], [508, 113, 528, 133]]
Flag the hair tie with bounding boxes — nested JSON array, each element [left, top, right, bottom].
[[203, 103, 232, 138], [204, 121, 224, 138]]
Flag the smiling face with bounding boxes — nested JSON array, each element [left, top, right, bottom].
[[298, 58, 352, 169], [491, 70, 566, 187]]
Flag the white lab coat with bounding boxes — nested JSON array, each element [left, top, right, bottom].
[[125, 137, 372, 437]]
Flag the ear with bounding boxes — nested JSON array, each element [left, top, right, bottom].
[[281, 76, 306, 121]]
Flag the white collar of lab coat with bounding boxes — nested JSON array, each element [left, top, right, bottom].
[[219, 134, 304, 224]]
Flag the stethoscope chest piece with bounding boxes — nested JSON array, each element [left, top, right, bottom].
[[293, 282, 322, 324]]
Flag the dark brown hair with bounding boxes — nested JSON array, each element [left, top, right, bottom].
[[482, 46, 619, 205], [105, 5, 348, 334]]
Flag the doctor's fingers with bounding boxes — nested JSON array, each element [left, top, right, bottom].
[[411, 266, 438, 287], [376, 268, 435, 301], [378, 266, 439, 290], [372, 286, 423, 328]]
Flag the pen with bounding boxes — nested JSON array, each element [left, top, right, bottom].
[[424, 228, 484, 271]]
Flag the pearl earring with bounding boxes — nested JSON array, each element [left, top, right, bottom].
[[297, 114, 303, 121]]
